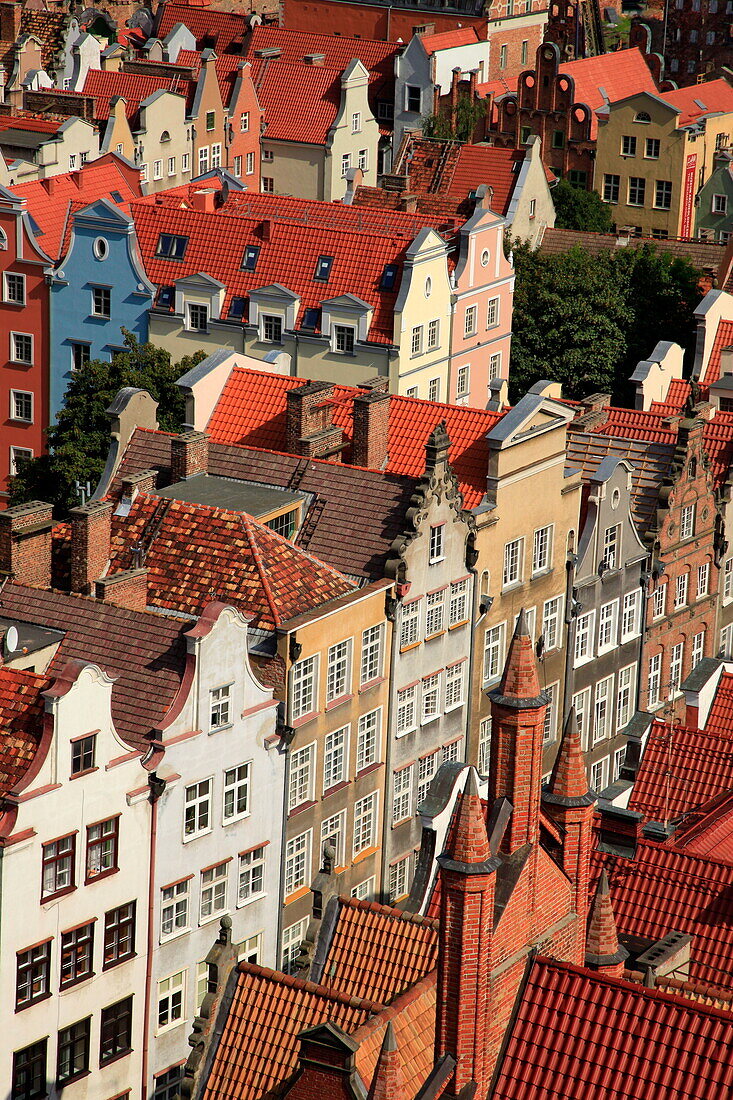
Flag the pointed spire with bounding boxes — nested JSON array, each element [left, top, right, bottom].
[[448, 769, 491, 866], [543, 708, 596, 808], [585, 870, 628, 975], [368, 1023, 406, 1100], [495, 610, 542, 702]]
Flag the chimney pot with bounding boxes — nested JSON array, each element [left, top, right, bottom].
[[171, 431, 209, 481], [69, 499, 113, 594]]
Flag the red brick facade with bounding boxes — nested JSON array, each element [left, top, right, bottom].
[[662, 0, 733, 86], [0, 501, 53, 588]]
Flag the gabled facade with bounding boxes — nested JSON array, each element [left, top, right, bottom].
[[695, 148, 733, 245], [0, 115, 99, 187]]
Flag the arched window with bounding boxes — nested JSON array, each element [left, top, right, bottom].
[[0, 227, 7, 250], [634, 111, 651, 123], [160, 130, 171, 143], [689, 456, 697, 479]]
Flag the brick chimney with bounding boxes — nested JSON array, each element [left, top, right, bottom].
[[95, 568, 148, 611], [351, 391, 390, 469], [190, 189, 217, 213], [283, 1022, 364, 1100], [286, 381, 343, 459], [69, 499, 113, 595], [0, 2, 21, 43], [303, 53, 325, 65], [585, 870, 628, 978], [171, 431, 209, 482], [434, 770, 498, 1098], [487, 610, 548, 855], [0, 502, 53, 588]]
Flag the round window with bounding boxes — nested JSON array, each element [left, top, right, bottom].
[[611, 488, 620, 509], [481, 249, 490, 266], [425, 276, 432, 298], [93, 237, 109, 260]]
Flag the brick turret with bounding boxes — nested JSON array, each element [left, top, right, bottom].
[[585, 870, 628, 978], [487, 610, 548, 854], [435, 769, 499, 1098], [368, 1023, 405, 1100]]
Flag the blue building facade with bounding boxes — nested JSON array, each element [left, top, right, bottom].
[[50, 198, 155, 419]]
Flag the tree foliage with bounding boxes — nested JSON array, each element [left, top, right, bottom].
[[509, 242, 702, 404], [421, 96, 486, 143], [10, 333, 205, 514], [551, 179, 614, 233]]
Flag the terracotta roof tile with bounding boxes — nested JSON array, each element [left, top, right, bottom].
[[250, 56, 342, 144], [352, 974, 437, 1097], [648, 379, 691, 416], [700, 318, 733, 388], [247, 25, 398, 84], [0, 113, 62, 134], [629, 719, 733, 823], [82, 68, 193, 120], [561, 47, 658, 138], [541, 226, 725, 270], [674, 790, 733, 864], [0, 666, 50, 798], [660, 78, 733, 127], [156, 2, 250, 51], [420, 27, 480, 53], [0, 583, 186, 751], [446, 144, 523, 216], [19, 7, 68, 71]]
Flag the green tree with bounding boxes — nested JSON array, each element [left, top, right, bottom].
[[421, 96, 486, 143], [509, 242, 702, 404], [551, 179, 614, 233], [10, 333, 206, 514]]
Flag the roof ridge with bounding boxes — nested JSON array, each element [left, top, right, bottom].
[[237, 959, 387, 1012], [349, 970, 437, 1042], [3, 580, 184, 627], [239, 512, 282, 629], [338, 894, 439, 929]]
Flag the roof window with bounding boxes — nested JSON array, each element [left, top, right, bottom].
[[314, 255, 333, 281], [301, 307, 321, 330], [156, 285, 174, 308], [156, 233, 188, 260], [229, 296, 246, 319], [380, 263, 399, 290], [110, 190, 124, 203], [241, 245, 260, 272]]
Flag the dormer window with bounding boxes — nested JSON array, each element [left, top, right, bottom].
[[261, 314, 283, 343], [241, 245, 260, 272], [301, 307, 320, 330], [157, 286, 174, 309], [380, 263, 398, 290], [187, 303, 208, 331], [229, 296, 245, 319], [156, 234, 188, 260], [314, 255, 333, 282], [634, 111, 651, 123], [333, 324, 355, 355]]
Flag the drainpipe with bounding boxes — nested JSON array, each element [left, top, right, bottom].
[[636, 562, 651, 710], [141, 771, 166, 1100], [379, 587, 399, 903], [276, 632, 297, 965], [464, 531, 480, 763], [562, 552, 578, 725]]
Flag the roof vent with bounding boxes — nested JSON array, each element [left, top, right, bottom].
[[254, 47, 282, 59], [303, 53, 325, 65]]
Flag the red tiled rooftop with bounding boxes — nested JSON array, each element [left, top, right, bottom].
[[660, 78, 733, 127], [700, 318, 733, 388], [493, 955, 733, 1098], [649, 378, 691, 416], [562, 47, 658, 138], [447, 144, 522, 216], [82, 68, 192, 120], [247, 25, 398, 79], [0, 666, 50, 798], [156, 2, 249, 50], [251, 56, 342, 144], [0, 113, 63, 134], [352, 974, 437, 1097], [176, 48, 246, 104], [675, 790, 733, 864], [629, 720, 733, 823], [420, 27, 480, 53]]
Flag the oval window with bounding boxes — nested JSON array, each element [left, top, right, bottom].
[[93, 237, 108, 260], [425, 276, 432, 298], [481, 249, 490, 266]]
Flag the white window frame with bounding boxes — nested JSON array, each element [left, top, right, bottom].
[[10, 332, 33, 364], [692, 630, 705, 669], [9, 446, 32, 475], [456, 364, 470, 398], [487, 297, 499, 327], [288, 743, 315, 811], [4, 271, 25, 304], [621, 590, 641, 641], [157, 970, 185, 1033], [284, 830, 312, 897], [670, 641, 684, 696], [652, 583, 666, 619], [543, 681, 559, 745], [417, 749, 440, 806], [478, 717, 492, 775], [616, 664, 635, 731], [160, 879, 189, 939], [356, 708, 381, 771], [200, 862, 228, 922], [724, 558, 733, 602], [392, 764, 413, 824], [360, 624, 384, 686], [282, 919, 307, 972], [291, 655, 318, 721], [425, 589, 445, 637], [532, 525, 553, 576], [598, 600, 618, 653], [223, 762, 250, 823], [483, 622, 506, 684], [648, 652, 662, 709], [10, 389, 33, 423], [674, 572, 689, 610], [353, 792, 378, 855], [326, 638, 352, 704], [464, 304, 477, 337], [184, 778, 212, 841], [542, 595, 563, 651], [593, 676, 613, 744], [389, 856, 410, 902], [697, 562, 710, 599], [572, 687, 591, 750], [574, 610, 595, 666], [323, 726, 348, 791], [421, 672, 441, 723], [503, 538, 523, 588], [449, 578, 469, 626], [396, 684, 418, 735], [210, 684, 231, 730], [445, 662, 465, 711], [429, 524, 445, 564], [321, 810, 347, 867], [680, 504, 695, 540], [238, 846, 266, 905]]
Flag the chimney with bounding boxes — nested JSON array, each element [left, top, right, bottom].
[[0, 501, 53, 589], [352, 391, 390, 469], [585, 870, 628, 978], [95, 568, 148, 611], [171, 431, 209, 482], [0, 2, 21, 43], [450, 67, 461, 109], [259, 218, 273, 241], [286, 381, 343, 459], [303, 53, 325, 65], [190, 188, 217, 213], [120, 469, 158, 501], [69, 499, 113, 594]]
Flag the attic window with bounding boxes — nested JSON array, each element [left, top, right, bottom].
[[301, 307, 321, 330], [380, 263, 399, 289], [156, 233, 188, 260], [314, 255, 333, 281], [634, 111, 651, 123], [241, 245, 260, 272], [229, 296, 246, 319], [110, 190, 124, 203], [156, 285, 175, 308]]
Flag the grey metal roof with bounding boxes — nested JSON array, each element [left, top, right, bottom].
[[156, 473, 305, 518]]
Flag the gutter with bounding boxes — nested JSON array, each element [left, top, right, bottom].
[[464, 532, 480, 763], [141, 771, 166, 1099], [379, 589, 399, 902]]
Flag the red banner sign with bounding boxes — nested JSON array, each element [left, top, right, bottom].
[[681, 152, 697, 239]]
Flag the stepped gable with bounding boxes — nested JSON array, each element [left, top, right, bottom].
[[0, 582, 186, 751], [0, 666, 51, 797]]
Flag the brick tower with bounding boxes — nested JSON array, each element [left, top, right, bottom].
[[368, 1024, 406, 1100], [585, 870, 628, 978]]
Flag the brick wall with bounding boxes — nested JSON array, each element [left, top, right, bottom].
[[69, 500, 113, 595], [95, 568, 148, 611], [171, 431, 209, 482], [0, 502, 53, 588]]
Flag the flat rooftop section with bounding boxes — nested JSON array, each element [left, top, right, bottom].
[[156, 474, 306, 518], [0, 615, 65, 657]]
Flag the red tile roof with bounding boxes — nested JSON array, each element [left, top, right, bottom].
[[660, 78, 733, 127], [675, 790, 733, 864], [107, 492, 355, 628], [0, 113, 62, 134], [447, 144, 522, 216], [700, 318, 733, 388], [156, 2, 249, 51], [352, 974, 437, 1097], [420, 27, 480, 53], [561, 47, 658, 138], [0, 583, 187, 751], [175, 48, 245, 105], [206, 367, 499, 506], [649, 378, 691, 416], [247, 25, 398, 81], [0, 666, 50, 798], [629, 719, 733, 823], [82, 68, 193, 120], [493, 955, 733, 1098], [251, 56, 342, 144]]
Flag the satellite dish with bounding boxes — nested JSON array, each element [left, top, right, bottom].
[[5, 625, 18, 653]]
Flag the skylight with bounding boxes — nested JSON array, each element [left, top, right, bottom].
[[314, 255, 333, 281], [380, 263, 399, 290], [229, 296, 246, 318], [301, 307, 321, 330], [156, 233, 188, 260], [242, 245, 260, 272]]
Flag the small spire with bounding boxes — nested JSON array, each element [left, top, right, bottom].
[[368, 1023, 405, 1100], [495, 610, 542, 701], [449, 769, 491, 865], [543, 708, 596, 807], [585, 870, 628, 974]]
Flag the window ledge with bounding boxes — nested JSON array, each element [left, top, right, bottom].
[[41, 885, 76, 904], [283, 885, 310, 904], [102, 952, 136, 971], [399, 641, 421, 654], [291, 711, 320, 729], [395, 727, 417, 739], [99, 1049, 133, 1070], [449, 619, 470, 631], [322, 779, 350, 799], [326, 694, 353, 712], [182, 829, 213, 844], [421, 714, 440, 726], [288, 799, 316, 818], [159, 928, 190, 945], [15, 991, 52, 1013], [85, 866, 119, 886], [222, 811, 251, 827], [352, 844, 379, 866], [445, 701, 465, 714], [209, 722, 234, 736], [60, 971, 95, 993], [425, 630, 446, 642], [70, 766, 98, 781], [199, 909, 231, 927], [358, 676, 387, 694], [502, 580, 523, 593], [236, 891, 267, 910], [355, 761, 383, 780]]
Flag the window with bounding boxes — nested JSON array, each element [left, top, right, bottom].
[[572, 687, 591, 749], [206, 110, 216, 131], [57, 1018, 90, 1085], [487, 297, 499, 327], [479, 717, 492, 775], [341, 153, 351, 177], [488, 351, 501, 381], [209, 684, 231, 730], [223, 763, 250, 822], [422, 672, 441, 722], [187, 303, 208, 332], [292, 655, 318, 720], [154, 1066, 183, 1100], [71, 342, 91, 371], [652, 582, 667, 619], [603, 174, 620, 203], [590, 758, 607, 793], [680, 503, 695, 539], [697, 562, 710, 598], [616, 664, 635, 731], [714, 193, 729, 214], [140, 162, 148, 182], [158, 971, 185, 1032], [400, 599, 421, 650], [184, 778, 212, 839], [621, 135, 637, 156], [360, 624, 384, 685], [353, 792, 378, 854], [594, 677, 612, 743], [648, 652, 662, 708], [282, 919, 307, 973], [392, 764, 413, 824], [4, 272, 25, 303], [42, 834, 75, 900], [246, 151, 255, 175], [532, 525, 553, 575], [406, 386, 418, 398], [238, 846, 266, 903], [503, 538, 523, 587], [645, 138, 660, 158], [397, 684, 417, 735], [91, 286, 110, 318], [201, 862, 228, 920], [542, 596, 563, 650], [314, 255, 333, 282], [12, 1040, 46, 1099], [211, 143, 221, 168], [428, 378, 440, 402], [242, 245, 261, 273], [357, 147, 369, 172], [692, 630, 705, 668], [326, 639, 352, 702], [182, 153, 190, 173], [443, 740, 460, 764], [552, 129, 564, 149], [426, 589, 445, 637], [351, 111, 362, 133], [103, 903, 135, 967], [289, 743, 315, 810], [16, 940, 51, 1008], [321, 810, 346, 866], [323, 726, 348, 790], [241, 111, 250, 132], [168, 157, 176, 176], [598, 600, 618, 652], [464, 305, 477, 337], [406, 85, 421, 112], [628, 177, 646, 206], [500, 44, 507, 69], [543, 682, 559, 744], [389, 856, 410, 902], [429, 524, 444, 563], [11, 333, 33, 364], [260, 313, 283, 343], [10, 446, 32, 476], [602, 524, 620, 570], [69, 154, 77, 169], [417, 750, 440, 806], [483, 622, 506, 683], [428, 318, 440, 349], [449, 578, 469, 626], [161, 879, 189, 937], [262, 177, 274, 193], [411, 324, 423, 355], [71, 732, 95, 775], [357, 709, 381, 771], [156, 233, 188, 260], [153, 159, 163, 180], [574, 611, 595, 665], [285, 831, 311, 895], [621, 590, 641, 640], [722, 624, 733, 658], [86, 817, 118, 880], [100, 996, 133, 1066], [199, 146, 210, 174], [674, 572, 689, 610], [334, 324, 355, 354], [445, 662, 465, 710], [654, 180, 672, 210], [725, 558, 733, 601], [670, 641, 684, 695], [521, 38, 528, 63]]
